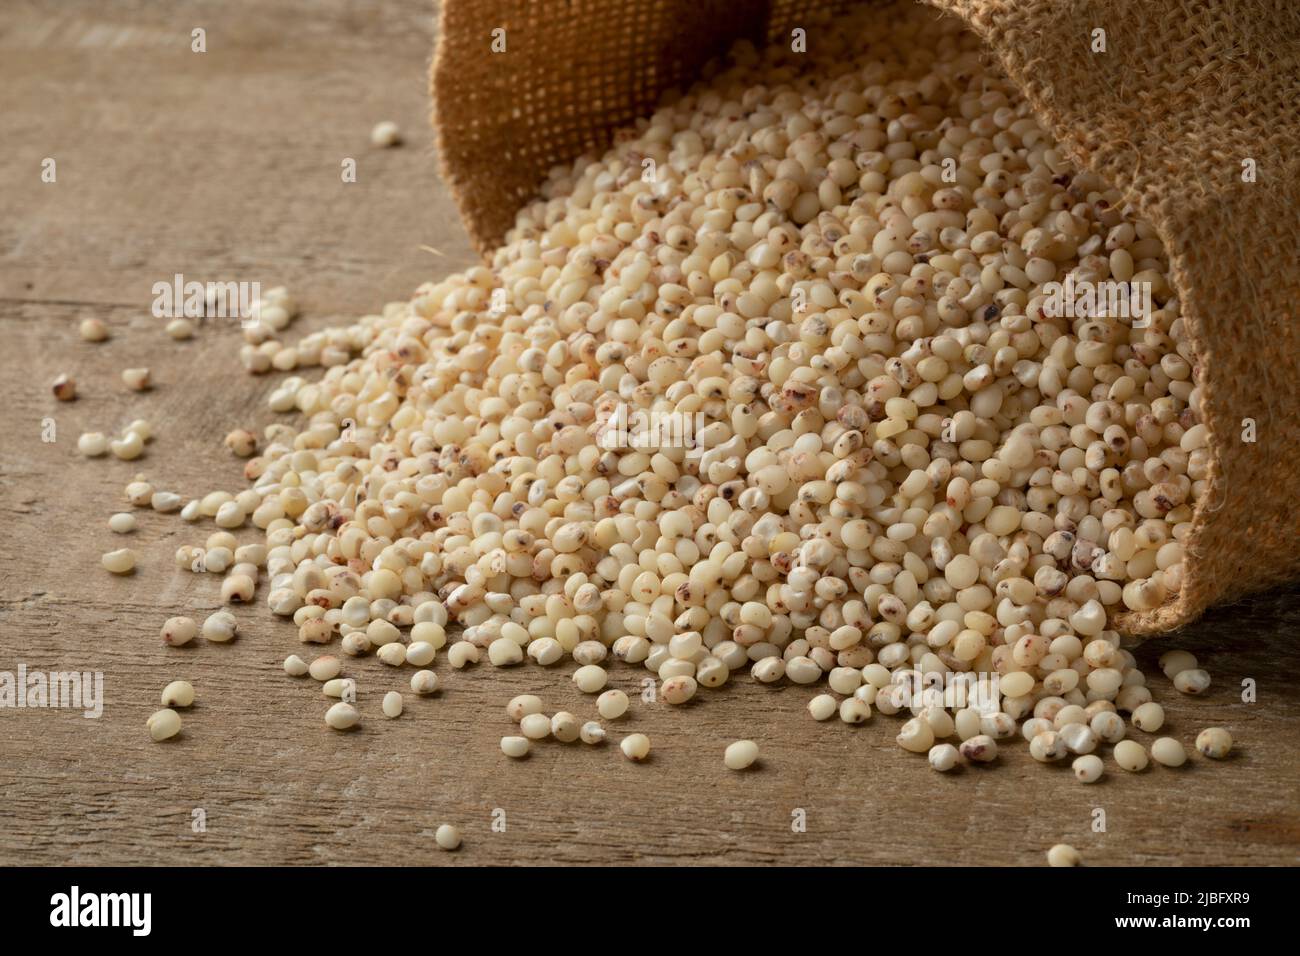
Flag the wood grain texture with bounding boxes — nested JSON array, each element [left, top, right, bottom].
[[0, 0, 1297, 867]]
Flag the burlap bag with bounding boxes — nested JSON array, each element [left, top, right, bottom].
[[430, 0, 1300, 636]]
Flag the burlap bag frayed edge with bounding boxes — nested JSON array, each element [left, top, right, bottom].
[[431, 0, 1300, 637]]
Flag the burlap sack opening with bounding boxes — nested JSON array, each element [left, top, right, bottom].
[[431, 0, 1300, 636]]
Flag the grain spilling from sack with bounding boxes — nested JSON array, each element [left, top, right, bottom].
[[148, 3, 1221, 775]]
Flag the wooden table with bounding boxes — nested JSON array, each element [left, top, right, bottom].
[[2, 0, 1297, 867]]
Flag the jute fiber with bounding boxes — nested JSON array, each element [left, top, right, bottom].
[[431, 0, 1300, 635]]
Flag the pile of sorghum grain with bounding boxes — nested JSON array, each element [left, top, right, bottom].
[[119, 3, 1235, 780]]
